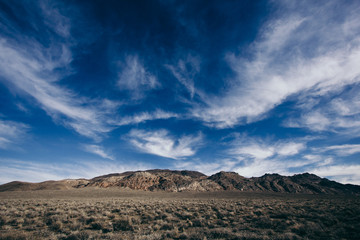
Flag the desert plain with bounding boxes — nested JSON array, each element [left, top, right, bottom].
[[0, 189, 359, 240]]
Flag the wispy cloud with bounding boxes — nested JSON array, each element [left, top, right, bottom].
[[115, 110, 178, 126], [234, 154, 333, 179], [166, 54, 200, 98], [232, 155, 334, 179], [302, 155, 333, 167], [284, 89, 360, 135], [321, 144, 360, 157], [230, 136, 306, 160], [0, 119, 29, 149], [127, 129, 202, 159], [309, 165, 360, 185], [284, 111, 331, 132], [39, 0, 71, 38], [82, 144, 114, 160], [0, 1, 119, 141], [227, 134, 360, 184], [117, 55, 159, 100], [0, 38, 118, 141], [192, 1, 360, 129], [227, 135, 310, 177]]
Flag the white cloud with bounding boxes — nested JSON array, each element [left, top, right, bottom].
[[191, 1, 360, 129], [230, 136, 305, 160], [228, 135, 310, 177], [309, 165, 360, 185], [40, 1, 71, 38], [0, 2, 119, 141], [117, 55, 159, 99], [0, 120, 29, 149], [0, 39, 118, 141], [0, 159, 151, 184], [115, 110, 178, 126], [228, 135, 360, 184], [127, 129, 202, 159], [277, 142, 305, 156], [83, 144, 114, 160], [322, 144, 360, 156], [235, 159, 290, 178], [228, 135, 359, 181], [166, 54, 200, 98], [232, 144, 275, 160], [234, 154, 333, 178], [285, 111, 332, 132], [302, 155, 333, 167], [285, 89, 360, 134], [331, 97, 360, 117]]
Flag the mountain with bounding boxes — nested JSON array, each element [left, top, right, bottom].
[[88, 169, 220, 191], [209, 172, 360, 194], [1, 170, 360, 195]]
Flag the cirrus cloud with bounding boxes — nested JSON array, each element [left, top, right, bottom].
[[0, 1, 120, 142], [82, 144, 115, 160], [192, 1, 360, 129], [117, 55, 160, 100], [0, 119, 29, 149]]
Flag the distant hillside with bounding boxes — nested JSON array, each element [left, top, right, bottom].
[[1, 169, 360, 195]]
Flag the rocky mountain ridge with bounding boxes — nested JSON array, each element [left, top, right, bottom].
[[1, 169, 360, 195]]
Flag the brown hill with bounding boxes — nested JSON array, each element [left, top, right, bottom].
[[0, 179, 89, 191], [1, 170, 359, 195]]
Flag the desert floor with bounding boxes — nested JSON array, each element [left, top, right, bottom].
[[0, 189, 359, 239]]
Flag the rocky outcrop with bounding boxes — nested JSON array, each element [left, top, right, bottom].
[[1, 170, 360, 195], [208, 171, 246, 190]]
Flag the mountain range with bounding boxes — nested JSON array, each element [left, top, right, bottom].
[[1, 170, 360, 195]]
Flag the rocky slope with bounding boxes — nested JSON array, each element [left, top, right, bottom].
[[1, 169, 359, 195]]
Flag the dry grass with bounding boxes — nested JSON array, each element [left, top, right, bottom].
[[0, 189, 359, 239]]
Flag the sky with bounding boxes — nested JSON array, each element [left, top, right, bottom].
[[1, 0, 360, 185]]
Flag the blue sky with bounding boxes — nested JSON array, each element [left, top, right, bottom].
[[1, 0, 360, 184]]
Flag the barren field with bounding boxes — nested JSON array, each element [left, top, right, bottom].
[[0, 189, 359, 240]]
